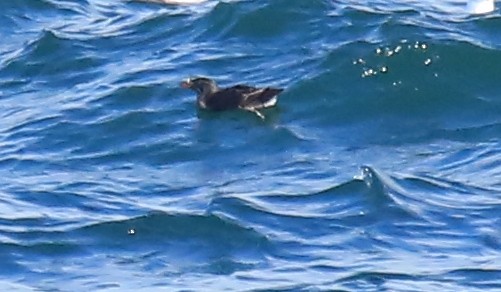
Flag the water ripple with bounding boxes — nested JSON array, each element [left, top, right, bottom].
[[0, 0, 500, 290]]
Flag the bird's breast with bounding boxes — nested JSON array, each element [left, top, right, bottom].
[[197, 98, 207, 109]]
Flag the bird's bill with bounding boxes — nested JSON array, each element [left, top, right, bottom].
[[180, 79, 191, 88]]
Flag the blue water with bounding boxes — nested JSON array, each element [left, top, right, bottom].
[[1, 0, 500, 290]]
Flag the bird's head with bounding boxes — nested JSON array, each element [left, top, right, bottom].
[[180, 77, 218, 95]]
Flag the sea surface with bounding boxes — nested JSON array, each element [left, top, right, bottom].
[[0, 0, 500, 291]]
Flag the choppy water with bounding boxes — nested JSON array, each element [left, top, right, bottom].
[[1, 0, 500, 291]]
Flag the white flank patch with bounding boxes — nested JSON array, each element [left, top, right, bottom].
[[262, 96, 277, 108]]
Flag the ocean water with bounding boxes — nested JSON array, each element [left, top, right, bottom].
[[1, 0, 500, 291]]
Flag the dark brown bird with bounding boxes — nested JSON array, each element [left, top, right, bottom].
[[180, 77, 283, 119]]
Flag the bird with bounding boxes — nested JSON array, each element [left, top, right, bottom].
[[180, 77, 283, 119]]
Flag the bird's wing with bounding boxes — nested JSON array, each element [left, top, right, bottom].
[[204, 87, 246, 110], [205, 85, 283, 110], [239, 86, 283, 108]]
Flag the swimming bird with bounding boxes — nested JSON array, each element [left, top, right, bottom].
[[180, 77, 283, 119]]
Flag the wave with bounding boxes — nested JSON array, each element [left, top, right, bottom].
[[79, 211, 268, 244], [358, 165, 501, 221], [0, 213, 271, 287], [332, 267, 500, 291], [283, 39, 501, 144], [74, 211, 272, 276], [0, 1, 500, 290], [1, 30, 104, 92], [304, 39, 500, 112], [207, 163, 501, 228], [0, 0, 60, 13]]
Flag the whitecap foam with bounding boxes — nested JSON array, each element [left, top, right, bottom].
[[467, 0, 495, 14]]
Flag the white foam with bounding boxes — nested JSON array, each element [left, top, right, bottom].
[[467, 0, 495, 14]]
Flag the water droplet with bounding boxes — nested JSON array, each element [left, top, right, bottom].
[[362, 68, 377, 77], [354, 58, 365, 65]]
